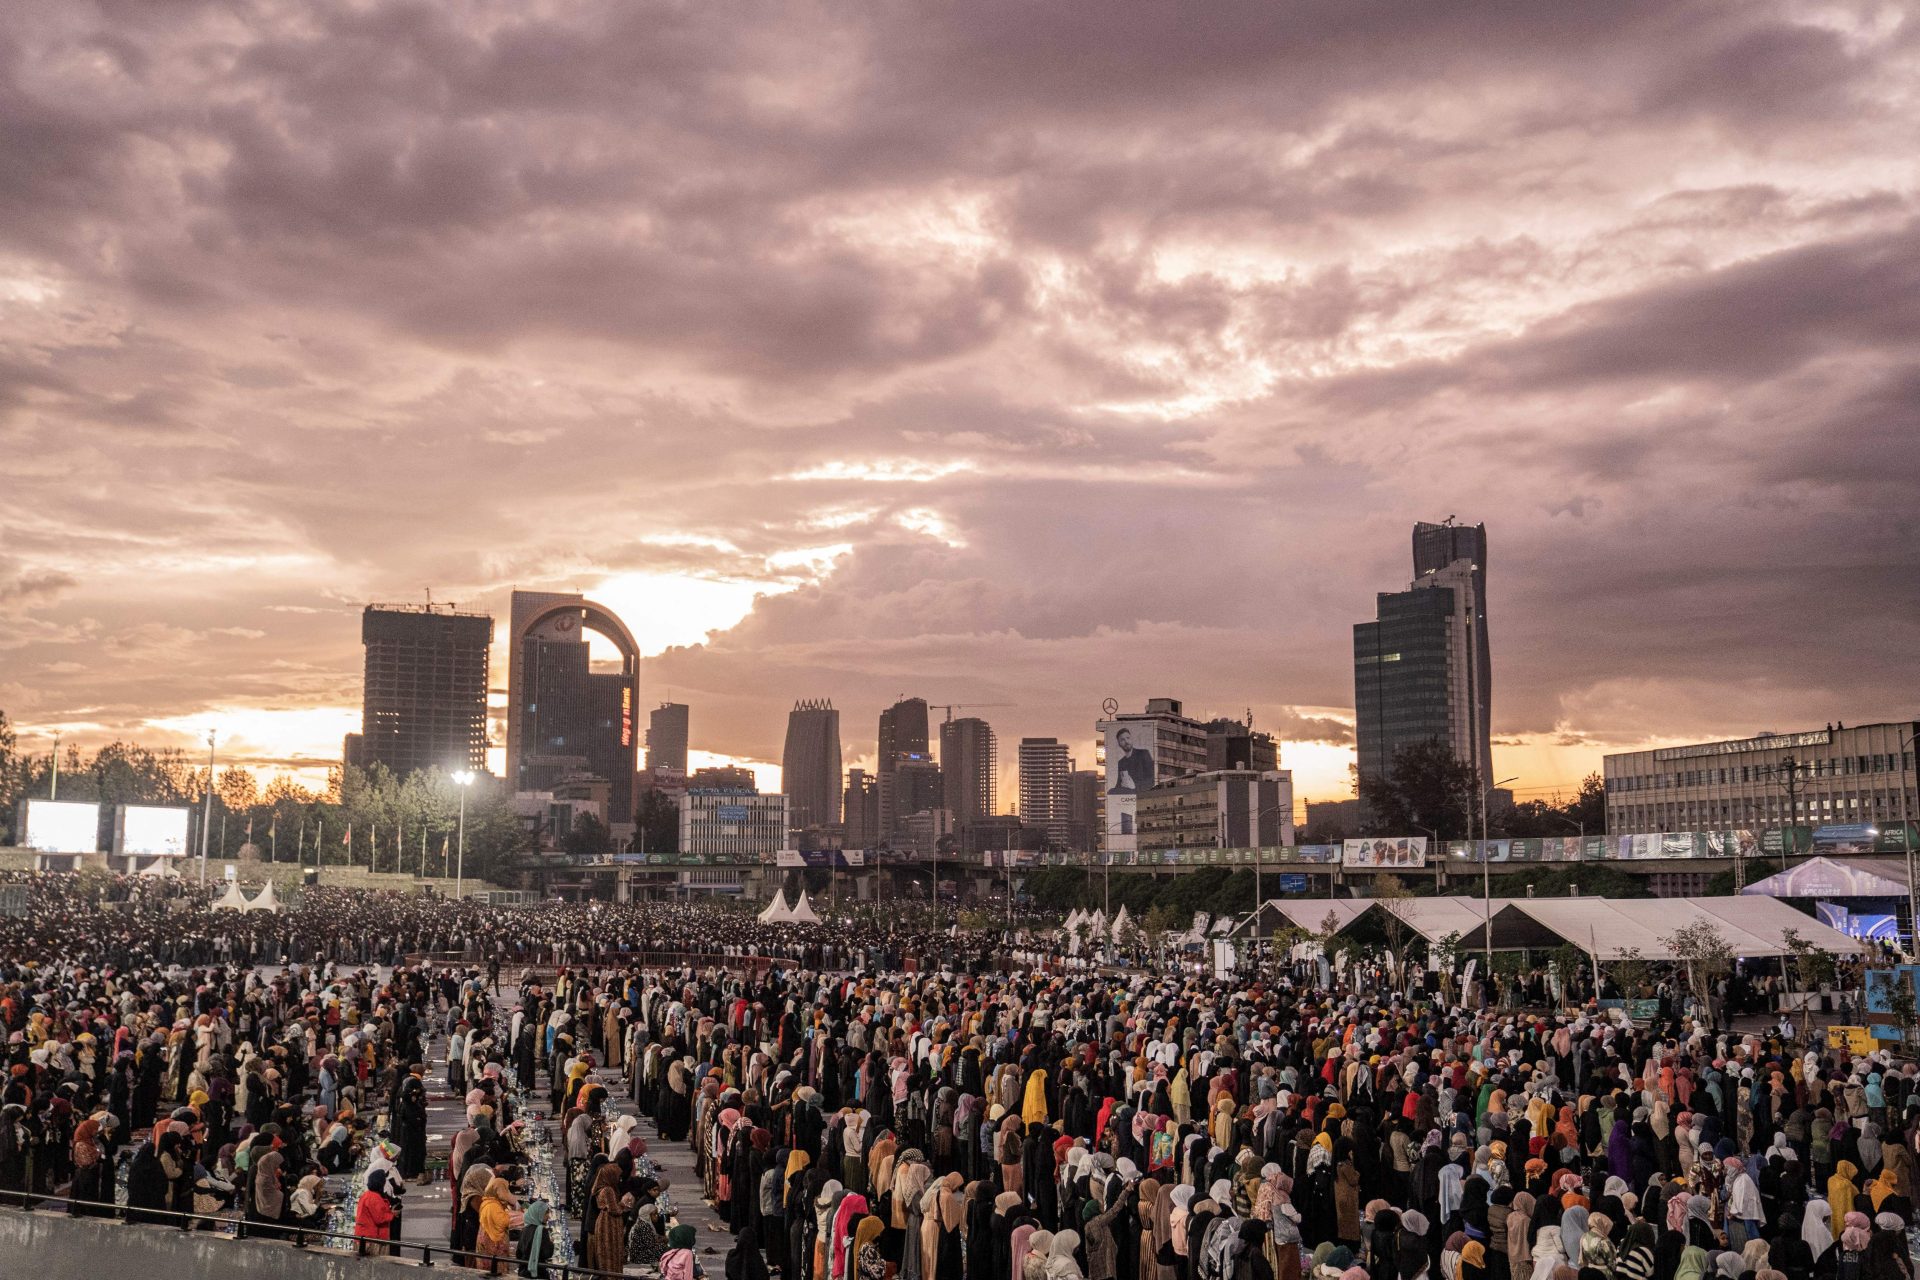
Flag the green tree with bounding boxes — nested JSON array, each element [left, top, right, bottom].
[[564, 811, 611, 855], [1360, 739, 1476, 838], [1666, 920, 1733, 1027], [634, 789, 680, 854]]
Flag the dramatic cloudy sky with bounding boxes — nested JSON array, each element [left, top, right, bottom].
[[2, 0, 1917, 809]]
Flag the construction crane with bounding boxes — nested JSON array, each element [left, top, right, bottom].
[[922, 702, 1013, 724]]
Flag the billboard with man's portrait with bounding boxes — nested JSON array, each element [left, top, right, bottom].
[[1101, 719, 1156, 854]]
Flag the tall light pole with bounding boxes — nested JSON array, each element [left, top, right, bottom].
[[1898, 731, 1918, 957], [1479, 774, 1519, 981], [452, 770, 475, 899], [49, 732, 60, 799], [199, 731, 216, 888]]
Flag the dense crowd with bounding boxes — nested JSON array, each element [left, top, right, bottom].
[[0, 871, 1912, 1280]]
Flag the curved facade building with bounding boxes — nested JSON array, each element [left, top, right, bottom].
[[505, 589, 641, 826]]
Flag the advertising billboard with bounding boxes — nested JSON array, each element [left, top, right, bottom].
[[116, 805, 192, 857], [1342, 836, 1428, 868], [20, 799, 101, 853], [1101, 719, 1156, 855]]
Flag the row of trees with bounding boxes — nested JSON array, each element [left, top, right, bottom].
[[0, 712, 530, 882], [1305, 739, 1606, 844]]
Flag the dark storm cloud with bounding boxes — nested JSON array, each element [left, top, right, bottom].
[[0, 0, 1914, 795]]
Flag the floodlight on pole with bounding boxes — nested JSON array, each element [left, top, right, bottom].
[[1480, 775, 1519, 990], [452, 770, 476, 900]]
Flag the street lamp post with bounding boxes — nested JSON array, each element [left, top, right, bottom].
[[1898, 731, 1918, 956], [1480, 774, 1519, 986], [199, 731, 216, 889], [452, 770, 475, 899]]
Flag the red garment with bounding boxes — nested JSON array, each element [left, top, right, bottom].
[[354, 1189, 394, 1241]]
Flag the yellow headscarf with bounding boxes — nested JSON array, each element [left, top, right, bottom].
[[786, 1149, 811, 1181], [1022, 1069, 1049, 1124]]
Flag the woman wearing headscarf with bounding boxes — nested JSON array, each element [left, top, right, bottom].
[[664, 1224, 700, 1280], [1559, 1208, 1590, 1268], [478, 1176, 517, 1274], [1802, 1199, 1837, 1263], [732, 1222, 774, 1280], [1864, 1214, 1910, 1280], [847, 1214, 884, 1280], [1460, 1242, 1488, 1280], [587, 1162, 629, 1275], [1507, 1193, 1536, 1280], [1529, 1228, 1564, 1280], [1830, 1162, 1861, 1237], [518, 1200, 555, 1279], [69, 1116, 106, 1217], [1577, 1212, 1616, 1278], [250, 1147, 286, 1239], [356, 1167, 397, 1254], [1613, 1223, 1656, 1280], [930, 1173, 966, 1280]]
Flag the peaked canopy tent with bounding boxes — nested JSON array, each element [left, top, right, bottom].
[[1741, 856, 1910, 899], [786, 889, 821, 924], [246, 881, 282, 912], [1456, 895, 1864, 959], [1234, 898, 1369, 939], [1354, 897, 1530, 946], [211, 881, 250, 909], [757, 888, 792, 923]]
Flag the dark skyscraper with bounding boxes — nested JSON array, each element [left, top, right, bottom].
[[506, 589, 641, 825], [1354, 520, 1492, 792], [781, 699, 843, 831], [647, 702, 689, 773], [354, 604, 492, 776], [1413, 517, 1491, 771], [876, 696, 930, 836], [843, 768, 879, 847], [939, 716, 996, 827]]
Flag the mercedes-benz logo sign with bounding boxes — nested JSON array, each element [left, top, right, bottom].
[[1101, 697, 1119, 717]]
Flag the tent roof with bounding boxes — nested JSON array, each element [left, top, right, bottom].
[[757, 887, 791, 923], [1460, 895, 1862, 959], [787, 890, 821, 924], [246, 881, 282, 912], [1358, 897, 1523, 945], [1740, 856, 1910, 899], [1237, 899, 1369, 937], [212, 881, 249, 909]]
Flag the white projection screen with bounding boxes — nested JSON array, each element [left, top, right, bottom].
[[117, 805, 192, 857], [21, 799, 102, 853]]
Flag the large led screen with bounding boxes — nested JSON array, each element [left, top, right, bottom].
[[117, 805, 191, 857], [21, 799, 101, 853]]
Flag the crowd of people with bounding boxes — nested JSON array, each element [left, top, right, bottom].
[[0, 870, 1914, 1280]]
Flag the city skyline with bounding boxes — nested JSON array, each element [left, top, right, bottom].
[[3, 2, 1915, 812]]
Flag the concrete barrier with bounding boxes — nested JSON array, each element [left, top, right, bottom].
[[0, 1208, 430, 1279]]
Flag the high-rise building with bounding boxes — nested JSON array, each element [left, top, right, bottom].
[[843, 769, 880, 848], [782, 699, 843, 831], [894, 757, 944, 827], [647, 703, 689, 773], [506, 589, 641, 826], [876, 697, 930, 836], [689, 764, 758, 790], [352, 603, 493, 777], [1068, 770, 1101, 851], [1018, 738, 1072, 848], [940, 716, 997, 827], [1094, 697, 1211, 854], [1414, 518, 1491, 768], [1204, 718, 1279, 772], [1354, 522, 1492, 792]]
